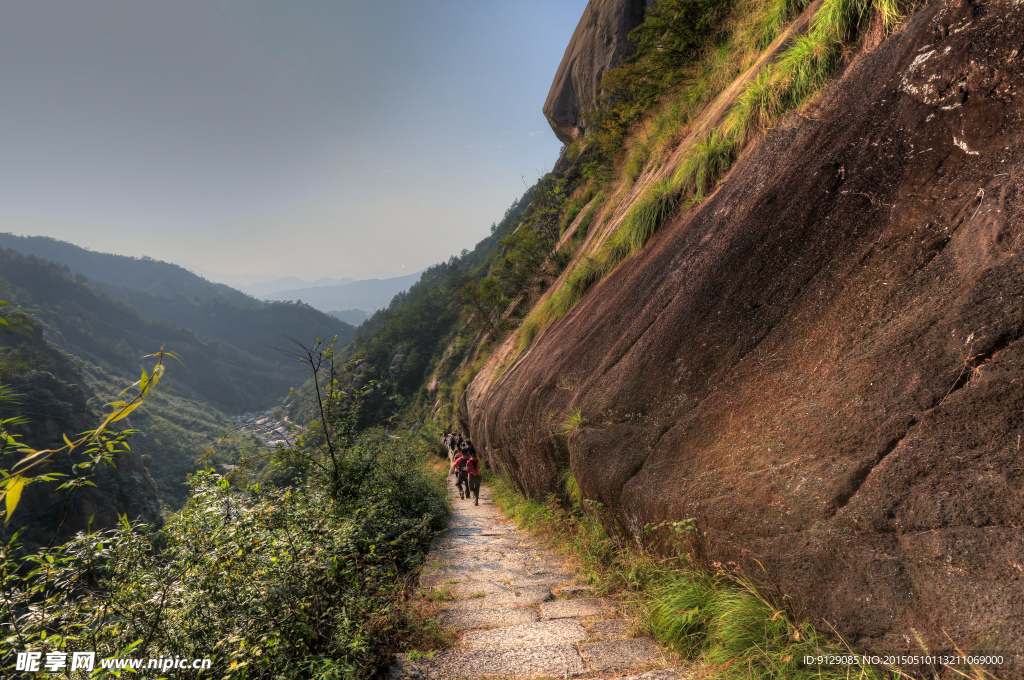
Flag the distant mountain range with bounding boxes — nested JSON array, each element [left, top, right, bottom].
[[327, 309, 372, 325], [0, 232, 424, 327], [236, 276, 355, 298], [264, 271, 423, 313]]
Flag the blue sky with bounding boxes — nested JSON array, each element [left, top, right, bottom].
[[0, 0, 587, 283]]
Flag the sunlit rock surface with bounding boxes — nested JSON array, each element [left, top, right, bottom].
[[543, 0, 655, 144]]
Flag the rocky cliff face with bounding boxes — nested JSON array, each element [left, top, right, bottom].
[[472, 0, 1024, 668], [543, 0, 655, 144]]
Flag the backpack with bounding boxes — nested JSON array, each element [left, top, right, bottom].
[[456, 455, 468, 474]]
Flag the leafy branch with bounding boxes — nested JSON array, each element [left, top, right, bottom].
[[0, 301, 37, 339], [0, 330, 176, 525]]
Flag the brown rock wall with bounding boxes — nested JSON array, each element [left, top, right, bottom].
[[543, 0, 655, 144], [470, 0, 1024, 670]]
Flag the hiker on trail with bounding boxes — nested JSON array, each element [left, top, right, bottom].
[[450, 448, 469, 500], [466, 449, 482, 506], [444, 432, 455, 461]]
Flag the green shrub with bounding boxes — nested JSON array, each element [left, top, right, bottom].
[[0, 435, 448, 679], [586, 0, 735, 160]]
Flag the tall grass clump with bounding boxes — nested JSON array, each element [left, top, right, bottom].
[[562, 257, 606, 307], [703, 584, 792, 669], [673, 131, 740, 199], [745, 0, 812, 49], [730, 0, 905, 140], [647, 570, 720, 656], [609, 180, 682, 260], [558, 407, 586, 442], [560, 467, 584, 509], [873, 0, 904, 32], [574, 193, 605, 242], [514, 315, 542, 355]]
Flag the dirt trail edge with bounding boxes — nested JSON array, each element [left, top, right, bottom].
[[389, 477, 695, 680]]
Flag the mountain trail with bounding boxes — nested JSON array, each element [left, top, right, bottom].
[[389, 477, 695, 680]]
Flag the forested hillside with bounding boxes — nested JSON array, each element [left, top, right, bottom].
[[1, 296, 448, 675], [105, 289, 355, 371], [0, 247, 344, 506], [0, 334, 165, 546], [0, 232, 251, 303], [0, 248, 294, 410], [0, 234, 356, 369]]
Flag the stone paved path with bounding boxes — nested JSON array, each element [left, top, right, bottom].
[[389, 476, 695, 679]]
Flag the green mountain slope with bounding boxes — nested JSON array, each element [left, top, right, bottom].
[[0, 328, 170, 542], [0, 248, 291, 411], [107, 288, 355, 370], [0, 248, 297, 506], [0, 232, 251, 303], [0, 233, 356, 374]]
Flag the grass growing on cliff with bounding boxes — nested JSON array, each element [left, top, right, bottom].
[[746, 0, 810, 49], [513, 0, 908, 353], [558, 407, 586, 441], [574, 192, 605, 242], [560, 188, 598, 236], [489, 474, 907, 680]]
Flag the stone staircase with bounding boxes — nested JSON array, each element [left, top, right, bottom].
[[389, 478, 695, 679]]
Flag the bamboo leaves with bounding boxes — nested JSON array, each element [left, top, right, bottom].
[[0, 326, 175, 524]]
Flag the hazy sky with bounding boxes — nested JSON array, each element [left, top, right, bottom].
[[0, 1, 586, 283]]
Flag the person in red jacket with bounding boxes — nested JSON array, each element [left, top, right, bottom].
[[449, 449, 468, 499], [466, 449, 482, 506]]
